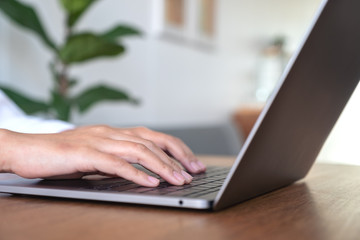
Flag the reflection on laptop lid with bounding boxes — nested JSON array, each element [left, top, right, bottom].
[[1, 0, 360, 211]]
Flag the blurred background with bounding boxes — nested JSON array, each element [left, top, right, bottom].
[[0, 0, 359, 164]]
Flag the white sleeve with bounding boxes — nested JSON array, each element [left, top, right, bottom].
[[0, 90, 74, 134]]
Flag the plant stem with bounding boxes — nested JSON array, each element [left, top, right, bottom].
[[58, 63, 68, 97], [57, 24, 73, 98]]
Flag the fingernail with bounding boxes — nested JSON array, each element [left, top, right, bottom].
[[173, 171, 185, 184], [196, 161, 206, 171], [148, 176, 160, 185], [190, 161, 200, 172], [181, 170, 193, 182]]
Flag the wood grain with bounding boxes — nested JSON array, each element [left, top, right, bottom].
[[1, 156, 360, 240]]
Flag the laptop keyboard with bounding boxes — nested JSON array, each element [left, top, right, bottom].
[[84, 166, 230, 198]]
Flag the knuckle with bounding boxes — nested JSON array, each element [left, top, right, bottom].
[[122, 129, 132, 135], [113, 158, 127, 169], [160, 133, 180, 144], [169, 159, 180, 167], [91, 125, 111, 134], [132, 169, 142, 179], [132, 142, 148, 153], [169, 160, 182, 171], [159, 161, 173, 173], [143, 140, 156, 150], [125, 168, 142, 182], [170, 136, 182, 144], [135, 126, 151, 133]]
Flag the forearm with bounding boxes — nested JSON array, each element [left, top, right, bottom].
[[0, 129, 13, 173]]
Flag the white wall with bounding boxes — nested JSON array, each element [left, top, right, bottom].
[[0, 0, 323, 127], [318, 84, 360, 165], [3, 0, 359, 165]]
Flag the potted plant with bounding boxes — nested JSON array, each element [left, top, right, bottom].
[[0, 0, 140, 121]]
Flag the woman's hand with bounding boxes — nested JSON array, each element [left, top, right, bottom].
[[0, 126, 206, 187]]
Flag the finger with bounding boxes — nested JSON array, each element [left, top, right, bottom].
[[130, 128, 206, 173], [78, 150, 160, 187], [95, 139, 192, 185], [103, 133, 193, 182], [161, 135, 207, 173], [82, 126, 184, 172]]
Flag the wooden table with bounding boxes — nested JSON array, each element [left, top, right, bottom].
[[1, 156, 360, 240]]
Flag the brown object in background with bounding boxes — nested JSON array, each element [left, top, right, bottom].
[[233, 105, 263, 140], [165, 0, 185, 27], [199, 0, 215, 36]]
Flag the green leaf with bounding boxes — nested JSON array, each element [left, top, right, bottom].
[[102, 24, 141, 42], [75, 84, 138, 113], [51, 91, 71, 121], [59, 0, 97, 28], [59, 33, 125, 64], [67, 78, 79, 88], [0, 86, 49, 114], [0, 0, 57, 51]]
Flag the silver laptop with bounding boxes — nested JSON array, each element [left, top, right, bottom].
[[1, 0, 360, 211]]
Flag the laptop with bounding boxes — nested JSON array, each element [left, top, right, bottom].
[[1, 0, 360, 211]]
